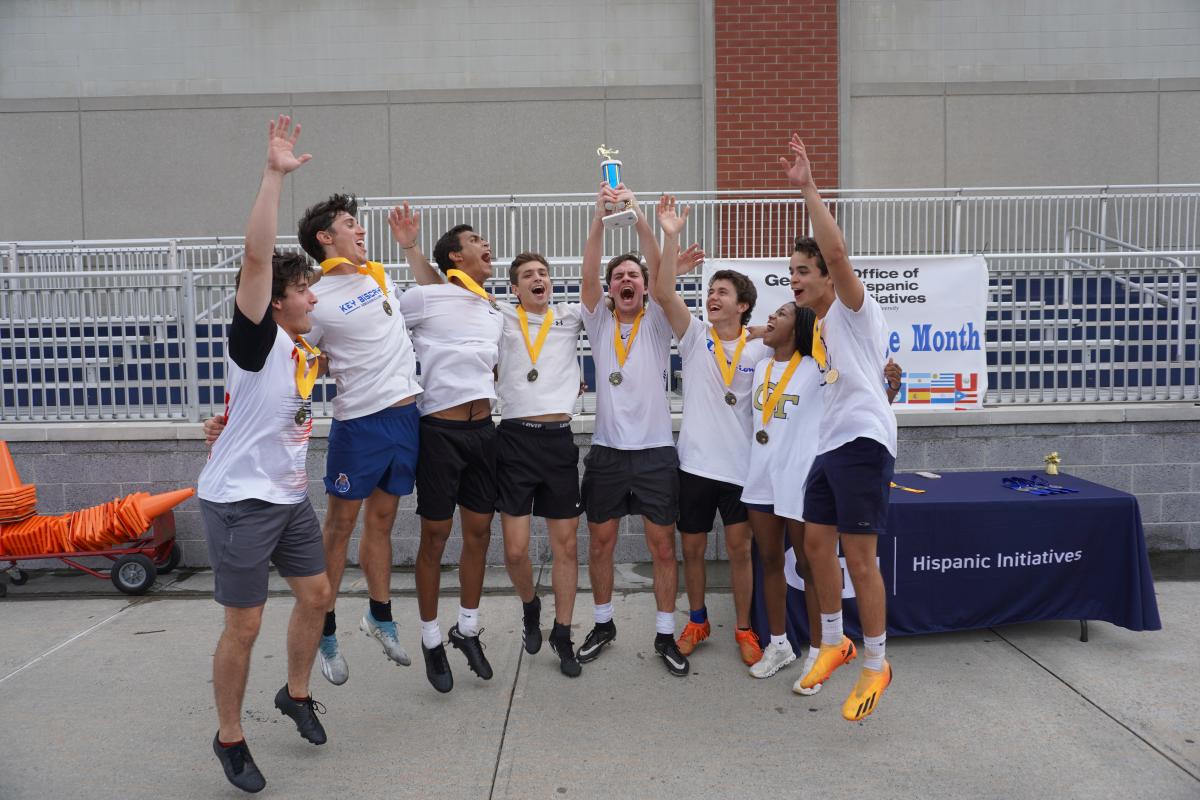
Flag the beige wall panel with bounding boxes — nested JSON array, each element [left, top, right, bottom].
[[0, 112, 83, 241], [845, 95, 945, 188], [1160, 91, 1200, 184]]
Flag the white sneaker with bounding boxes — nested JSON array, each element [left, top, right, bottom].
[[361, 612, 412, 666], [749, 640, 796, 679], [792, 651, 822, 695], [318, 634, 349, 685]]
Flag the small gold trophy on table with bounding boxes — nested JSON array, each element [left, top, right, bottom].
[[597, 145, 637, 229], [1044, 452, 1061, 476]]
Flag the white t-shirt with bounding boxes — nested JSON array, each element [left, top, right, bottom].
[[581, 298, 674, 450], [741, 354, 823, 522], [676, 315, 771, 486], [497, 302, 584, 419], [396, 282, 505, 416], [198, 308, 311, 505], [815, 293, 898, 457], [306, 271, 421, 421]]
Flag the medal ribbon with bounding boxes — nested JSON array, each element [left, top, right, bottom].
[[292, 336, 322, 401], [612, 308, 645, 369], [320, 257, 390, 300], [812, 318, 829, 371], [710, 326, 747, 389], [517, 305, 555, 367], [446, 268, 495, 304], [760, 351, 802, 429]]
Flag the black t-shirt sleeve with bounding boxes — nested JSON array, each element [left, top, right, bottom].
[[228, 303, 279, 372]]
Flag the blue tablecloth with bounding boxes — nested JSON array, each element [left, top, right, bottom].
[[752, 471, 1162, 644]]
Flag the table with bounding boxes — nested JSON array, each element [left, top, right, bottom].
[[751, 471, 1162, 643]]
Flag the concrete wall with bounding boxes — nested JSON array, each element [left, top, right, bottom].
[[6, 409, 1199, 572]]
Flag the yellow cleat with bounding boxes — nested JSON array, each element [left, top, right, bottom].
[[676, 620, 711, 656], [798, 636, 856, 690], [735, 628, 763, 666], [842, 661, 892, 722]]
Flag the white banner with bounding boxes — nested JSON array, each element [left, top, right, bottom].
[[702, 255, 988, 410]]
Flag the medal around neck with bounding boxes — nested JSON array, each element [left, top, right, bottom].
[[294, 407, 309, 425], [597, 144, 637, 229], [609, 371, 623, 386], [527, 368, 539, 382], [824, 368, 840, 385], [756, 430, 769, 445], [724, 391, 737, 406]]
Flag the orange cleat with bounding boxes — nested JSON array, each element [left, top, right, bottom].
[[735, 628, 763, 666], [842, 661, 892, 721], [676, 620, 711, 656], [798, 636, 856, 691]]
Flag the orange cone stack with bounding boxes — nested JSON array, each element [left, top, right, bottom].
[[0, 441, 37, 524]]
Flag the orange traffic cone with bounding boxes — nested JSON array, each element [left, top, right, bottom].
[[0, 441, 22, 491], [137, 487, 195, 522]]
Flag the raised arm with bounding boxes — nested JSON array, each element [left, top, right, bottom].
[[780, 133, 862, 311], [239, 115, 311, 323], [389, 202, 441, 285], [581, 184, 616, 312], [617, 186, 662, 284], [651, 195, 695, 339]]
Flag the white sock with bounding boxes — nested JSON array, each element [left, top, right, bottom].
[[420, 618, 442, 649], [820, 611, 843, 646], [655, 611, 675, 636], [807, 644, 821, 664], [863, 632, 886, 671], [769, 633, 789, 651], [457, 606, 479, 636], [594, 602, 614, 625]]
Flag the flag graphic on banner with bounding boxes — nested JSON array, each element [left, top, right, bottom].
[[898, 372, 980, 410]]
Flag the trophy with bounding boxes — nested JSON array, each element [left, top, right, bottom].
[[597, 145, 638, 229]]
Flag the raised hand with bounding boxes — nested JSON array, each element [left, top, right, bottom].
[[595, 182, 621, 220], [675, 242, 705, 275], [656, 194, 690, 237], [388, 201, 421, 248], [265, 115, 312, 175], [778, 132, 813, 189], [884, 357, 902, 391]]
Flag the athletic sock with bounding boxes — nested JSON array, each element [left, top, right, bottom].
[[809, 644, 822, 662], [594, 602, 614, 625], [457, 606, 479, 636], [655, 611, 675, 636], [863, 632, 886, 671], [420, 618, 442, 649], [322, 611, 336, 637], [369, 598, 392, 623], [769, 633, 789, 651], [820, 610, 844, 646], [689, 606, 708, 624], [218, 738, 246, 748]]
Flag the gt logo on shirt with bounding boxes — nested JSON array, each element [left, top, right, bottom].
[[753, 382, 799, 419], [334, 473, 351, 493]]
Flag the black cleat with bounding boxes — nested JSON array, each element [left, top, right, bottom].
[[576, 620, 616, 664], [422, 642, 454, 693], [448, 624, 494, 679], [549, 623, 582, 677], [273, 685, 327, 744], [213, 733, 266, 794], [522, 596, 543, 655], [655, 633, 690, 677]]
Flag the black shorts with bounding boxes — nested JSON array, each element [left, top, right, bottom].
[[496, 420, 582, 519], [581, 445, 679, 526], [415, 416, 499, 521], [803, 437, 896, 535], [676, 469, 749, 533]]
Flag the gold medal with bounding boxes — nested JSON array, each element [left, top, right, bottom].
[[611, 308, 644, 386], [724, 391, 737, 406], [447, 268, 499, 310], [292, 336, 321, 425], [321, 257, 394, 319], [758, 352, 803, 444], [294, 407, 309, 425], [756, 430, 769, 445], [710, 326, 747, 406], [609, 371, 623, 386], [825, 368, 840, 385], [527, 368, 539, 382], [382, 299, 393, 316], [517, 306, 554, 383]]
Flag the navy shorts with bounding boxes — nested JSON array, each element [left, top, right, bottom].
[[677, 469, 748, 533], [803, 437, 895, 535], [324, 404, 420, 500]]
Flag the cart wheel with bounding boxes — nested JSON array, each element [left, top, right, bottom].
[[112, 554, 157, 595], [9, 569, 27, 586], [157, 543, 182, 575]]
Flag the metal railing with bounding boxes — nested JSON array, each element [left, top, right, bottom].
[[2, 186, 1199, 422]]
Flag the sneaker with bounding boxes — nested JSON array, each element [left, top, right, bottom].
[[842, 661, 893, 722], [212, 733, 266, 793], [676, 620, 710, 656], [576, 621, 616, 664], [448, 624, 493, 680], [549, 627, 582, 678], [318, 634, 349, 686], [735, 628, 763, 666], [749, 640, 796, 679], [522, 596, 543, 655], [422, 642, 453, 693], [360, 611, 411, 666], [272, 685, 327, 745], [798, 636, 857, 692], [654, 635, 690, 677], [792, 649, 823, 696]]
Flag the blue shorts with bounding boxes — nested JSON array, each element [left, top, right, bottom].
[[743, 502, 775, 514], [803, 437, 895, 535], [324, 404, 420, 500]]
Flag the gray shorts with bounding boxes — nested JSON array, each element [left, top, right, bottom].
[[199, 497, 326, 608]]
